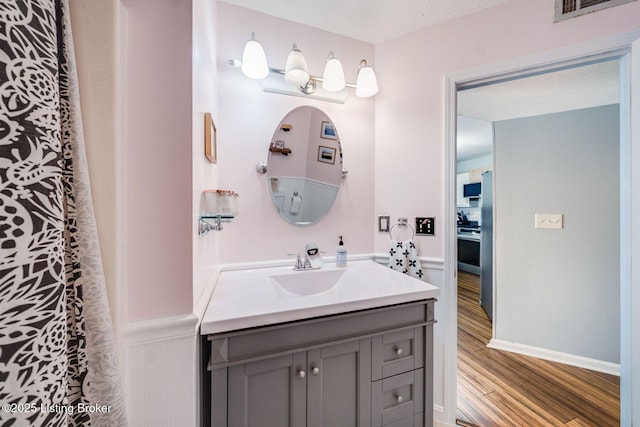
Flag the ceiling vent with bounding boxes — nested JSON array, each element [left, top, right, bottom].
[[554, 0, 638, 21]]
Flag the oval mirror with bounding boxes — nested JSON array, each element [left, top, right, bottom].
[[266, 106, 343, 226]]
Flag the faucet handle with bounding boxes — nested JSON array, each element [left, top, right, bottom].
[[287, 252, 303, 270]]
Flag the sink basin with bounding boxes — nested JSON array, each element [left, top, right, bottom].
[[271, 269, 346, 296]]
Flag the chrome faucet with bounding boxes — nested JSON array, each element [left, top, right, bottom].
[[288, 252, 312, 271], [288, 242, 324, 271]]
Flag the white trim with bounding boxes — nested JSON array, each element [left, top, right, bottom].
[[451, 31, 640, 89], [488, 339, 621, 376], [619, 41, 634, 427], [627, 37, 640, 427], [445, 31, 640, 426], [434, 416, 456, 427], [194, 264, 221, 322], [372, 253, 445, 270], [220, 253, 444, 272], [124, 313, 199, 346], [433, 404, 455, 427]]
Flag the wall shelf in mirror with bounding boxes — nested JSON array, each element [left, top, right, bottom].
[[269, 146, 292, 155]]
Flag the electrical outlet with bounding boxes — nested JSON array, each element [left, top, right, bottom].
[[416, 217, 435, 235], [534, 214, 563, 229]]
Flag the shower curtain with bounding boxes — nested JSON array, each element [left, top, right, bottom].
[[0, 1, 126, 425]]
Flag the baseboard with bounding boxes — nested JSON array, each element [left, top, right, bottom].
[[433, 404, 456, 427], [124, 314, 199, 426], [488, 338, 620, 376]]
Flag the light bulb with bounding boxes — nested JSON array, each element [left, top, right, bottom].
[[284, 43, 310, 86], [322, 52, 345, 92], [241, 33, 269, 79], [355, 60, 379, 97]]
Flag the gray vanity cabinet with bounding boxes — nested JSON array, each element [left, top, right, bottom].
[[224, 340, 371, 427], [206, 299, 435, 427]]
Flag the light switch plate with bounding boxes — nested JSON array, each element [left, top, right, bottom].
[[416, 217, 435, 235], [378, 215, 390, 233], [535, 214, 563, 229]]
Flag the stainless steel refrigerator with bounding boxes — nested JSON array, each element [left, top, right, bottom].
[[480, 171, 493, 322]]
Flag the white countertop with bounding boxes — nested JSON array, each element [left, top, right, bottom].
[[201, 260, 440, 335]]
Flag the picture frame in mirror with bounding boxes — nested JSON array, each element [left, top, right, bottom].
[[321, 121, 337, 140], [318, 146, 336, 164]]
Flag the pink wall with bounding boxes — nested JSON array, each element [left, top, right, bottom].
[[69, 0, 122, 331], [217, 3, 375, 263], [123, 0, 193, 321], [192, 0, 221, 311], [374, 0, 640, 257]]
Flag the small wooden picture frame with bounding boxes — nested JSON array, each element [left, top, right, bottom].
[[204, 112, 217, 164], [320, 121, 337, 140], [317, 145, 336, 164]]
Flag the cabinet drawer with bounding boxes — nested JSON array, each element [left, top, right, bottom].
[[372, 328, 423, 380], [372, 369, 424, 427], [385, 412, 423, 427]]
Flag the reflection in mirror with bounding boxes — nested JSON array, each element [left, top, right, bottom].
[[267, 106, 343, 226]]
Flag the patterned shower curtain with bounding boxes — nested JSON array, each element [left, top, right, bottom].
[[0, 1, 126, 425]]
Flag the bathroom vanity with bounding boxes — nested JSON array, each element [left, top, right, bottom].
[[201, 260, 439, 427]]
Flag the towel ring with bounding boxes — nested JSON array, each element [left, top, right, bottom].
[[389, 221, 415, 241]]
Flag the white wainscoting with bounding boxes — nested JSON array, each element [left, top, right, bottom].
[[124, 314, 200, 427], [374, 254, 449, 426]]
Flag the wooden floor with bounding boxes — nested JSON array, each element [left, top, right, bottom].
[[456, 271, 620, 427]]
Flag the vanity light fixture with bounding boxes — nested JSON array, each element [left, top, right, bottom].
[[233, 33, 379, 99]]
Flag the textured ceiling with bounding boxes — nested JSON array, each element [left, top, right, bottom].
[[458, 60, 620, 123], [456, 60, 620, 161], [221, 0, 511, 44]]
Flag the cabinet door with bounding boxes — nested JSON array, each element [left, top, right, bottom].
[[307, 339, 371, 427], [228, 352, 307, 427]]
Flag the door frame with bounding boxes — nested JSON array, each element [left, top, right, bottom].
[[443, 30, 640, 425]]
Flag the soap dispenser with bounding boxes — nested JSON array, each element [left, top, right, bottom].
[[336, 236, 347, 268]]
